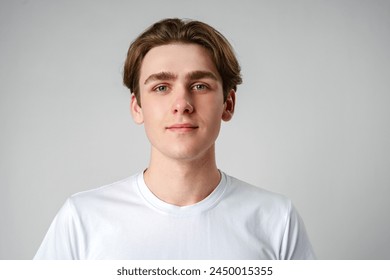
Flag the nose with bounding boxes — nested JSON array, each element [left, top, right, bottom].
[[172, 90, 194, 115]]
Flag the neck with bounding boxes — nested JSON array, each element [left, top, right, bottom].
[[143, 146, 221, 206]]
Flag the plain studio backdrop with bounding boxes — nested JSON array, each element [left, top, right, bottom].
[[1, 0, 389, 259]]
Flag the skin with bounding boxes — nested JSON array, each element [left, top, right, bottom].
[[131, 43, 235, 206]]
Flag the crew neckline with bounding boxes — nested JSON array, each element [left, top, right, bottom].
[[136, 171, 227, 216]]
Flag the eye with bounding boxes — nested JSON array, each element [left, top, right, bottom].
[[154, 85, 169, 92], [192, 84, 207, 91]]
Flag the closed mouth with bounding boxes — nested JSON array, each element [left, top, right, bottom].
[[166, 123, 199, 131]]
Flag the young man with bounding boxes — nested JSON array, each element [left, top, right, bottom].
[[34, 18, 315, 259]]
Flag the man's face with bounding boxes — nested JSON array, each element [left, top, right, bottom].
[[131, 43, 234, 162]]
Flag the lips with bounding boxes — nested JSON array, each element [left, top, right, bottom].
[[166, 123, 198, 132]]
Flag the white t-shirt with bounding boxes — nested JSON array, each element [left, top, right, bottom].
[[34, 172, 315, 259]]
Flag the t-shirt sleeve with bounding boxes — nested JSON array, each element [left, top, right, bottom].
[[279, 201, 316, 260], [33, 198, 85, 260]]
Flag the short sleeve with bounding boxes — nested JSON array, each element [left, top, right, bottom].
[[279, 202, 316, 260], [33, 198, 85, 260]]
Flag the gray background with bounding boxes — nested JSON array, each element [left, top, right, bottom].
[[1, 0, 389, 259]]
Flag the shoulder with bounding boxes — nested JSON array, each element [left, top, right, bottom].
[[223, 173, 292, 212], [67, 173, 140, 213]]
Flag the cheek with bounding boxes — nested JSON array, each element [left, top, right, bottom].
[[201, 105, 224, 134], [140, 103, 168, 139], [142, 109, 161, 131], [141, 98, 166, 121], [142, 115, 160, 145], [202, 99, 225, 120]]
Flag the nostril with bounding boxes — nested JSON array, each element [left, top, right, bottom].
[[173, 100, 194, 114]]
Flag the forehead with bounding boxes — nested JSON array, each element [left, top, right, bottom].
[[139, 43, 221, 82]]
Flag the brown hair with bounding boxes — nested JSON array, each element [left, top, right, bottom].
[[123, 18, 242, 105]]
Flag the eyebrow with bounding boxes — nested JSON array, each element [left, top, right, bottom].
[[144, 71, 218, 85], [144, 72, 177, 85], [186, 71, 218, 81]]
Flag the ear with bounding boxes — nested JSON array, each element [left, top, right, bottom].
[[222, 89, 236, 122], [130, 94, 144, 124]]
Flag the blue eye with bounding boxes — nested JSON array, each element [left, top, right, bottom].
[[155, 85, 168, 92], [192, 84, 207, 91]]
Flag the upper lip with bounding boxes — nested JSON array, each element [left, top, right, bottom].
[[167, 123, 198, 129]]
